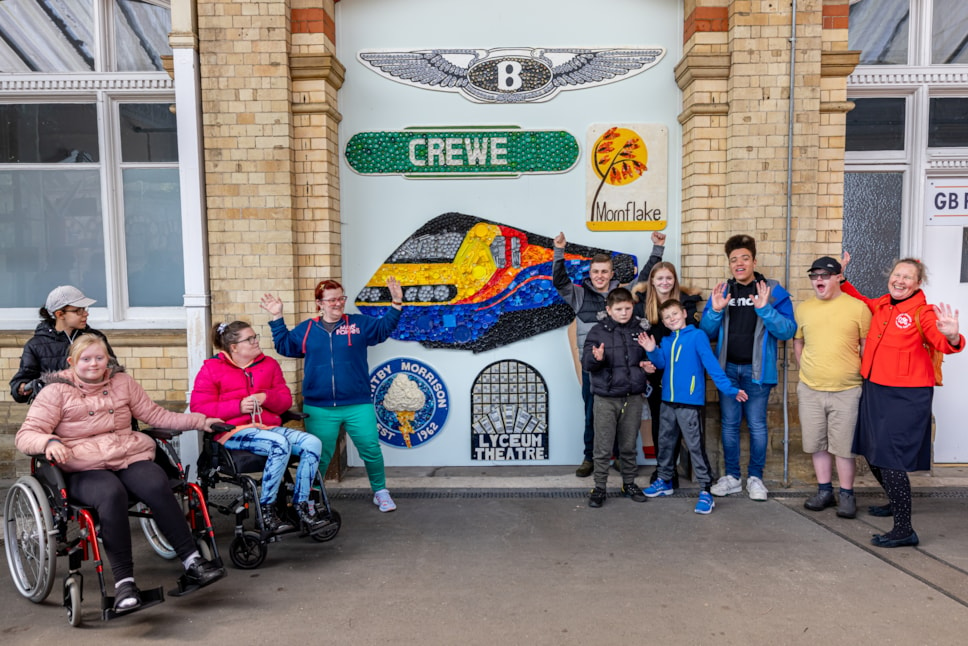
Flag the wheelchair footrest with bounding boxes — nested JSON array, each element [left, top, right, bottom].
[[102, 586, 165, 621]]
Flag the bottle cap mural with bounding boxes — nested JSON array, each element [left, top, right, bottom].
[[358, 47, 666, 103], [354, 212, 639, 353], [471, 360, 549, 461], [344, 127, 579, 178], [371, 358, 450, 449]]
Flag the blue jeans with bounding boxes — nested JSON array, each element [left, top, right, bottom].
[[223, 426, 322, 505], [719, 363, 773, 480]]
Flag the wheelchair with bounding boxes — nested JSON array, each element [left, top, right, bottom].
[[197, 414, 341, 569], [3, 428, 222, 626]]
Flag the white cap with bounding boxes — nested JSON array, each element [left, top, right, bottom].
[[45, 286, 96, 313]]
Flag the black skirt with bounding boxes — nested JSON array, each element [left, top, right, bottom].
[[852, 379, 934, 472]]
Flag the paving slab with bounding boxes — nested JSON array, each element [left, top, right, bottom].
[[3, 472, 968, 645]]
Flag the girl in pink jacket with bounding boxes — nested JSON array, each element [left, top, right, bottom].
[[190, 321, 323, 534], [15, 334, 225, 613]]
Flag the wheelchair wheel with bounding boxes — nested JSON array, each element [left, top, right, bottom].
[[310, 510, 342, 543], [4, 477, 57, 603], [64, 574, 82, 627], [138, 505, 177, 560], [229, 532, 266, 569]]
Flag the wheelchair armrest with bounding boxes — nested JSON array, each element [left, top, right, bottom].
[[142, 428, 183, 440], [281, 410, 309, 423], [210, 422, 236, 435]]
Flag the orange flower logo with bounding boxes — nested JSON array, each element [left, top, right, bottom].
[[591, 127, 649, 187]]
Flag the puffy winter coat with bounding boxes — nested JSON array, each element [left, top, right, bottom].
[[190, 352, 293, 442], [646, 325, 739, 406], [842, 283, 964, 387], [15, 366, 207, 473], [9, 323, 115, 402], [581, 314, 651, 397]]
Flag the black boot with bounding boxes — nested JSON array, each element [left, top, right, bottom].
[[261, 502, 293, 533]]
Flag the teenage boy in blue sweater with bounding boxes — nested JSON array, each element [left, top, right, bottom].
[[639, 299, 747, 514]]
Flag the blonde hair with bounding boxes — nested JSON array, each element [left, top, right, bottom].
[[68, 334, 109, 366], [634, 262, 681, 325]]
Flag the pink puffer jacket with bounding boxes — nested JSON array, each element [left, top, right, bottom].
[[15, 366, 207, 473]]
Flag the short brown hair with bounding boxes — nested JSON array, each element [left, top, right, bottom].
[[725, 234, 756, 259]]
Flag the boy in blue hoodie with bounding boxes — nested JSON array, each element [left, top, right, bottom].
[[640, 299, 747, 514]]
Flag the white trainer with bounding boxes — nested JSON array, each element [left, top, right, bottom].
[[746, 476, 769, 501], [710, 475, 743, 497], [373, 488, 397, 512]]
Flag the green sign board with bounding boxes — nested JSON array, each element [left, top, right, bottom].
[[345, 127, 579, 178]]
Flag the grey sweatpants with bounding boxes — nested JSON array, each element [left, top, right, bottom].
[[592, 394, 643, 488], [657, 402, 713, 489]]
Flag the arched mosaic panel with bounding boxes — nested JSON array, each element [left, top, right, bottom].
[[470, 360, 548, 461]]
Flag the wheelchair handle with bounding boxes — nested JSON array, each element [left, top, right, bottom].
[[210, 422, 236, 434], [143, 428, 182, 440]]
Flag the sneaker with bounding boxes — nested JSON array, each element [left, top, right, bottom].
[[184, 558, 226, 588], [643, 478, 674, 497], [710, 475, 742, 497], [694, 491, 715, 515], [746, 476, 768, 501], [836, 492, 857, 519], [588, 487, 606, 508], [621, 482, 647, 503], [804, 489, 836, 511], [373, 489, 397, 512], [575, 460, 594, 478]]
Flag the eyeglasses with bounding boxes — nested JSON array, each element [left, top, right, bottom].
[[239, 334, 260, 345], [808, 272, 833, 281], [63, 307, 87, 314], [319, 296, 348, 304]]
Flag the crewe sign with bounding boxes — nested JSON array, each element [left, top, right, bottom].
[[357, 47, 666, 104], [345, 127, 579, 178]]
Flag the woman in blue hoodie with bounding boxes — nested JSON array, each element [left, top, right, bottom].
[[261, 277, 403, 513]]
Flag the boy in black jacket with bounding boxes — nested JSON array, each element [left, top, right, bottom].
[[581, 288, 653, 508]]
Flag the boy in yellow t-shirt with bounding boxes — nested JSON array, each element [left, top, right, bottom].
[[794, 256, 872, 519]]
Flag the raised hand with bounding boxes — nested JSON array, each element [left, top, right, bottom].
[[387, 276, 403, 305], [935, 302, 961, 343], [651, 231, 667, 245], [591, 342, 605, 362], [841, 250, 851, 272], [260, 293, 284, 319], [710, 282, 730, 312], [637, 332, 656, 352], [752, 280, 772, 309], [553, 232, 566, 249]]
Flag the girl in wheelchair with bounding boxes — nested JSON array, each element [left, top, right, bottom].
[[14, 334, 227, 613], [190, 321, 325, 533]]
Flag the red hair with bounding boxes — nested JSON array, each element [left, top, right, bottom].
[[314, 279, 344, 301]]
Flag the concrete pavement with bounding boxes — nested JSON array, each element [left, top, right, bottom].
[[2, 467, 968, 644]]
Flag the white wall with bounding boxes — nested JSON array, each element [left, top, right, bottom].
[[336, 0, 682, 466]]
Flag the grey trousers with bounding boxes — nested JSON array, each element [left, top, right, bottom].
[[593, 394, 643, 488], [657, 402, 713, 488]]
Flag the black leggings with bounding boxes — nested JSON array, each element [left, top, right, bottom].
[[869, 463, 914, 538], [67, 460, 195, 581]]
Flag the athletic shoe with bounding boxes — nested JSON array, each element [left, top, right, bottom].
[[575, 460, 594, 478], [643, 478, 674, 497], [804, 489, 835, 511], [621, 482, 647, 502], [710, 475, 742, 497], [694, 492, 715, 515], [746, 476, 769, 501], [588, 487, 606, 508], [373, 489, 397, 512]]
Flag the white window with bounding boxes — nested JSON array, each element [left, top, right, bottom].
[[846, 0, 968, 294], [0, 0, 183, 329]]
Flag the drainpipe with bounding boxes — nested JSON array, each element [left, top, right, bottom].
[[782, 0, 798, 483]]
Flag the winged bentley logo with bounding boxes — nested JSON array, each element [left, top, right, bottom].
[[357, 47, 666, 104]]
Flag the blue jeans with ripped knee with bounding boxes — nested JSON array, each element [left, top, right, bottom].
[[222, 426, 322, 505]]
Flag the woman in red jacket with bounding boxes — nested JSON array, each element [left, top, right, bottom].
[[191, 321, 323, 534], [842, 255, 963, 548]]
